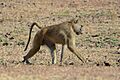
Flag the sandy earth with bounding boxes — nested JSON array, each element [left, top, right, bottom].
[[0, 0, 120, 80]]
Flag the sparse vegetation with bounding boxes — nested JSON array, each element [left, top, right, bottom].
[[55, 10, 70, 16], [0, 0, 120, 80]]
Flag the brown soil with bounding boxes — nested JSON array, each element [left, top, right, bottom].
[[0, 0, 120, 80]]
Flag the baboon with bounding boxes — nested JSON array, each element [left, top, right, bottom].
[[22, 18, 86, 65]]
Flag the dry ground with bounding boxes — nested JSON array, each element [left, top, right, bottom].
[[0, 0, 120, 80]]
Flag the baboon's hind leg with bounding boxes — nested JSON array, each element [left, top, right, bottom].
[[46, 41, 57, 64], [23, 31, 44, 64], [23, 47, 40, 64], [60, 45, 64, 65]]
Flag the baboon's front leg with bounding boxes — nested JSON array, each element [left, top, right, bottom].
[[67, 38, 86, 63]]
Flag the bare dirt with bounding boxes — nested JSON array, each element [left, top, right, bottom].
[[0, 0, 120, 80]]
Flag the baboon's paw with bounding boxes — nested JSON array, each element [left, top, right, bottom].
[[22, 60, 33, 65]]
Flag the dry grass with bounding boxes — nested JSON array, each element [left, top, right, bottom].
[[0, 0, 120, 80]]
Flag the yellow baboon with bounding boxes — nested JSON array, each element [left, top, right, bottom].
[[22, 18, 86, 65]]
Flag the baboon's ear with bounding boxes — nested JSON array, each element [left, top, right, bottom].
[[73, 15, 79, 23]]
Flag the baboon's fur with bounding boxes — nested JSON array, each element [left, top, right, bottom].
[[23, 18, 86, 64]]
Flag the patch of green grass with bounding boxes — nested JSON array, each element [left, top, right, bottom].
[[0, 36, 8, 44], [55, 10, 70, 16], [103, 37, 119, 47], [83, 34, 119, 48], [79, 9, 115, 18], [17, 39, 25, 46], [0, 58, 6, 65], [0, 59, 4, 64]]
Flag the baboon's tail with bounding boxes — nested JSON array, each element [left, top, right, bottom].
[[24, 22, 42, 51]]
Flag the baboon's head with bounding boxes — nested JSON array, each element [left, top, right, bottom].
[[70, 18, 83, 35]]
